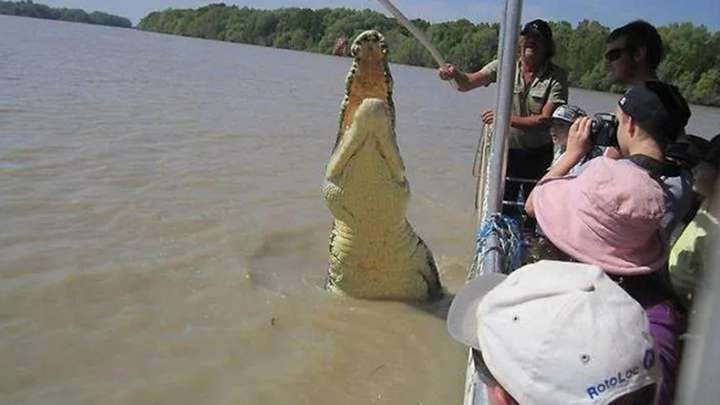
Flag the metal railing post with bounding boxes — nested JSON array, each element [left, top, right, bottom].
[[463, 1, 523, 404], [479, 0, 522, 225]]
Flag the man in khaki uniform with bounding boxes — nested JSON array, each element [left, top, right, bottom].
[[439, 19, 568, 220]]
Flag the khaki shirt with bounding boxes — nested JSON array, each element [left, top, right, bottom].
[[480, 59, 568, 149]]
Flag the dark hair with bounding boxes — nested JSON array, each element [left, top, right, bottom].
[[607, 20, 664, 70], [620, 81, 691, 147], [665, 134, 711, 169], [706, 134, 720, 169], [636, 122, 672, 149], [520, 19, 556, 59], [547, 40, 556, 59]]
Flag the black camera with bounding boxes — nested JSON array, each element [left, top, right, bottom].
[[590, 113, 619, 147]]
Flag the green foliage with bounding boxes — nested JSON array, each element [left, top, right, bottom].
[[0, 0, 132, 27], [657, 24, 720, 105], [115, 3, 720, 107], [693, 68, 720, 105]]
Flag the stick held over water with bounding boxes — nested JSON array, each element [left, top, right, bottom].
[[375, 0, 446, 67]]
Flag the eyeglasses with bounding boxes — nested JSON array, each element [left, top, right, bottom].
[[604, 46, 630, 62]]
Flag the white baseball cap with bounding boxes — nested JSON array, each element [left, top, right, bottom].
[[447, 260, 660, 405]]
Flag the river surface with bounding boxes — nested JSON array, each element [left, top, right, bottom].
[[1, 15, 719, 405]]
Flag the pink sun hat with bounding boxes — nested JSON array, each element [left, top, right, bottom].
[[531, 157, 667, 275]]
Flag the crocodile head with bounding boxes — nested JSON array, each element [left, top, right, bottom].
[[335, 30, 395, 149]]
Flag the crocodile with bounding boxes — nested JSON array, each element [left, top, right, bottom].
[[322, 30, 442, 300]]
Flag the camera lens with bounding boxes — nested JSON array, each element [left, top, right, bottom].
[[590, 113, 619, 147]]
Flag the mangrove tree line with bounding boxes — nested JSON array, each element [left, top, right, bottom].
[[0, 0, 132, 28], [136, 4, 720, 106]]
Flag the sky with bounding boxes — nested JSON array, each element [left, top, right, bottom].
[[38, 0, 720, 31]]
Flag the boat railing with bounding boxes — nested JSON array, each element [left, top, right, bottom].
[[463, 1, 523, 404]]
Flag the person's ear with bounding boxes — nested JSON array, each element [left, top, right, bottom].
[[627, 116, 638, 139]]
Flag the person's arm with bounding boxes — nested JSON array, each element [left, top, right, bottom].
[[438, 60, 496, 92], [514, 72, 568, 128], [509, 100, 558, 128], [483, 98, 560, 127], [458, 70, 493, 91], [525, 117, 593, 217]]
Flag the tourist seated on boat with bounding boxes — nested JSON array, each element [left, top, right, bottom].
[[437, 19, 568, 225], [523, 82, 692, 405], [549, 104, 604, 173], [665, 133, 713, 171], [663, 133, 713, 239], [529, 81, 693, 244], [447, 260, 660, 405], [669, 134, 720, 308]]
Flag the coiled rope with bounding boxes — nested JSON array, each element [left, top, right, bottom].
[[470, 213, 524, 278]]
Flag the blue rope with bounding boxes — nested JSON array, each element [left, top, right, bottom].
[[472, 213, 523, 275]]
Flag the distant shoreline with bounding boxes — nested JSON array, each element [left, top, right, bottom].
[[0, 0, 132, 28], [137, 4, 720, 108]]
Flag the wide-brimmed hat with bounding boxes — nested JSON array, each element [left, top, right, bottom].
[[531, 157, 666, 275], [447, 260, 660, 405]]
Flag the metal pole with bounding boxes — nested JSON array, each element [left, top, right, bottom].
[[493, 0, 508, 108], [463, 2, 523, 404], [480, 0, 521, 222], [476, 0, 522, 277]]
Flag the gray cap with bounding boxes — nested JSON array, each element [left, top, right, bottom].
[[552, 104, 587, 124]]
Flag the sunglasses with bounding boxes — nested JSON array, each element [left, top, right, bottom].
[[604, 46, 631, 62]]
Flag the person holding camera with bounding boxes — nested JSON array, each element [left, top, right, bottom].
[[438, 19, 568, 221], [548, 104, 606, 173], [524, 81, 691, 405], [668, 134, 720, 308]]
